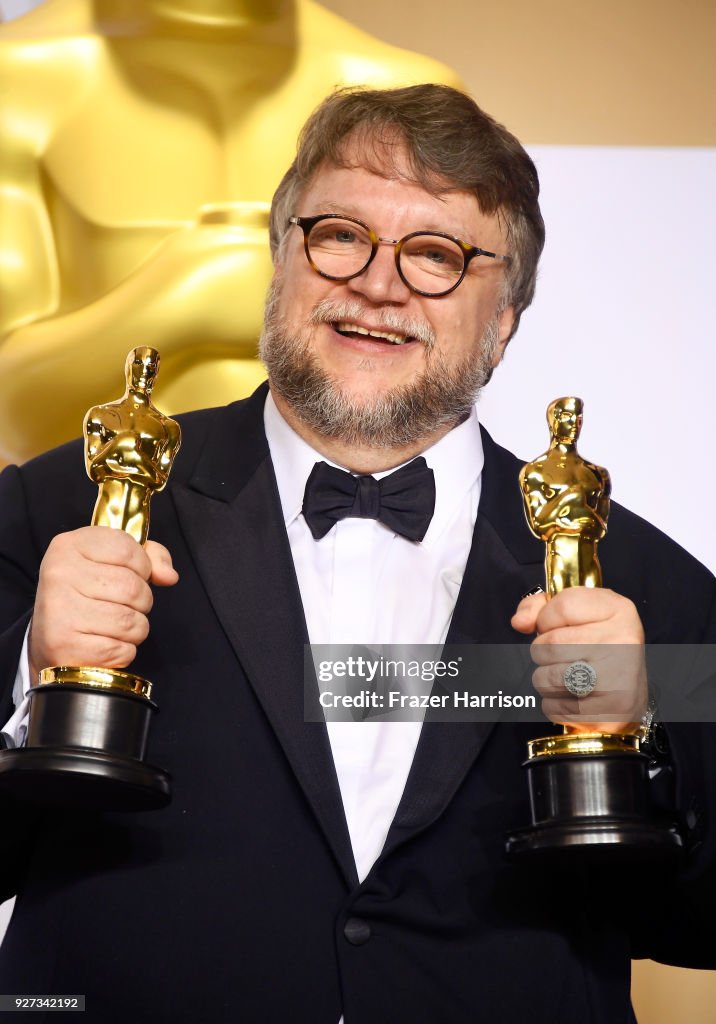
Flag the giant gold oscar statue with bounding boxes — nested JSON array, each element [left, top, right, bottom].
[[506, 397, 681, 858], [0, 0, 462, 465], [0, 347, 181, 811]]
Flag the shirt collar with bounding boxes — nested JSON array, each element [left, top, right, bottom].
[[264, 390, 484, 545]]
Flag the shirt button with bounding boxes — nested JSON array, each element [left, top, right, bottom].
[[343, 917, 371, 945]]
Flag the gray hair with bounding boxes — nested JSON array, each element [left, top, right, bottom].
[[269, 84, 545, 338]]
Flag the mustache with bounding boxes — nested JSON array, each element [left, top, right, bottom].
[[307, 299, 436, 349]]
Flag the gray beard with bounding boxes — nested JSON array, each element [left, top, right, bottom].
[[259, 289, 499, 450]]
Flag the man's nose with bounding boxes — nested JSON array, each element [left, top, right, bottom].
[[346, 240, 412, 304]]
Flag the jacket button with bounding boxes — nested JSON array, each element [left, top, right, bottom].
[[344, 917, 371, 945]]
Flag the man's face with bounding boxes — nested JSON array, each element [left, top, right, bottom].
[[262, 154, 515, 448]]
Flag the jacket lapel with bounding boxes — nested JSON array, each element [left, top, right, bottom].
[[172, 386, 358, 887], [382, 428, 545, 853]]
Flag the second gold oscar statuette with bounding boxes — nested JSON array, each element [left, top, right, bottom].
[[0, 348, 181, 811], [505, 397, 681, 860]]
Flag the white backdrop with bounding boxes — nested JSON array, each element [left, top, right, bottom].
[[480, 144, 716, 573]]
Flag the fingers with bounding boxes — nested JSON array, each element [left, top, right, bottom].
[[512, 586, 648, 733], [531, 650, 647, 730], [511, 593, 548, 634], [531, 588, 645, 646], [29, 526, 178, 680], [30, 593, 149, 673], [68, 525, 155, 578], [145, 540, 179, 587], [65, 560, 155, 613], [512, 587, 644, 646]]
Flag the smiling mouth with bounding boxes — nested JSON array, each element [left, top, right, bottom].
[[333, 321, 414, 345]]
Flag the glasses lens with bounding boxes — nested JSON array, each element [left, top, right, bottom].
[[306, 218, 373, 279], [399, 234, 466, 295]]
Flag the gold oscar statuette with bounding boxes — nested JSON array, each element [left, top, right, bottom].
[[505, 397, 681, 858], [0, 348, 180, 811]]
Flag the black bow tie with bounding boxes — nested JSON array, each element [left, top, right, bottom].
[[302, 457, 436, 542]]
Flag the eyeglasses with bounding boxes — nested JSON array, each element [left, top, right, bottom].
[[289, 214, 512, 298]]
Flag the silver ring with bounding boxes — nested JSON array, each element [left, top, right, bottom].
[[563, 661, 597, 697]]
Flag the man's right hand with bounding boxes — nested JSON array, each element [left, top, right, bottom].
[[28, 527, 179, 683]]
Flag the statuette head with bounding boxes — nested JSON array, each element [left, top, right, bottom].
[[126, 347, 160, 395], [547, 396, 583, 444]]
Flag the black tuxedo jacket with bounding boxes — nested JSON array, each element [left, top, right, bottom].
[[0, 384, 714, 1024]]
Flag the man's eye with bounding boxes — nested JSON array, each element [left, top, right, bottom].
[[405, 240, 463, 275], [311, 226, 358, 246], [407, 244, 449, 265]]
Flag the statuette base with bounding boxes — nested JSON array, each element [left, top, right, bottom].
[[0, 672, 171, 811], [0, 746, 170, 812], [505, 743, 682, 862]]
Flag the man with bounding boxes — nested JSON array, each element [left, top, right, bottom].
[[0, 85, 714, 1023]]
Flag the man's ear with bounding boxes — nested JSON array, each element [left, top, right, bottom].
[[492, 304, 516, 366]]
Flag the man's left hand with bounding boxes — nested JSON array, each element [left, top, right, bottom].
[[511, 588, 648, 733]]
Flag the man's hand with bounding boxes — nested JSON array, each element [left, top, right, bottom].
[[28, 526, 179, 682], [511, 588, 648, 733]]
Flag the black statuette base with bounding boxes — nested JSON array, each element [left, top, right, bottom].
[[27, 683, 154, 758], [506, 750, 683, 862], [0, 746, 170, 812], [0, 683, 171, 812]]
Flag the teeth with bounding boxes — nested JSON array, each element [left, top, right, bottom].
[[337, 322, 408, 345]]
